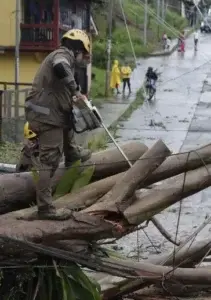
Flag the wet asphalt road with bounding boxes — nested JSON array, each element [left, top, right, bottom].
[[114, 33, 211, 259]]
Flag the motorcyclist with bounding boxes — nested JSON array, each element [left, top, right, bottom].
[[24, 29, 92, 221], [145, 67, 158, 92]]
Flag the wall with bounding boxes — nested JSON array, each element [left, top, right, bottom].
[[0, 0, 16, 47], [0, 52, 47, 85]]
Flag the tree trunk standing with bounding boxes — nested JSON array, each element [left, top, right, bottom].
[[0, 142, 147, 215]]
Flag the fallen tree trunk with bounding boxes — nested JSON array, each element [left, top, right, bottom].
[[5, 173, 122, 221], [90, 140, 171, 213], [3, 235, 211, 287], [124, 163, 211, 224], [0, 142, 147, 215], [145, 143, 211, 185], [2, 142, 211, 217], [1, 164, 211, 242], [103, 257, 211, 285], [103, 238, 211, 299]]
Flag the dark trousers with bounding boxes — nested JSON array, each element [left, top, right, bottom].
[[123, 78, 131, 92]]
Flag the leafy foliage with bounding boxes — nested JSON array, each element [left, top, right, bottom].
[[1, 162, 101, 300], [1, 264, 101, 300], [53, 160, 82, 199]]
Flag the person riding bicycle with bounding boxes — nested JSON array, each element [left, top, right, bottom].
[[145, 67, 158, 92]]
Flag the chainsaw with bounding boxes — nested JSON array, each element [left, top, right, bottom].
[[72, 95, 132, 167]]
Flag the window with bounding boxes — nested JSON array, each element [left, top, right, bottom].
[[22, 0, 54, 24]]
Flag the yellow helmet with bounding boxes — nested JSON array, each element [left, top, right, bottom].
[[61, 29, 91, 54], [24, 122, 37, 139]]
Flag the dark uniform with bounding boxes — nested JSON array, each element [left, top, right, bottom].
[[24, 45, 91, 220]]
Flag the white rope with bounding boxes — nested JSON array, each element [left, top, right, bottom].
[[119, 0, 147, 100], [119, 0, 138, 66]]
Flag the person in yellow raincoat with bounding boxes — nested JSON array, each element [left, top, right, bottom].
[[121, 62, 132, 94], [110, 60, 121, 94]]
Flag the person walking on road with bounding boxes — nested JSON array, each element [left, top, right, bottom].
[[178, 30, 185, 52], [24, 29, 92, 221], [110, 60, 121, 95], [121, 62, 132, 94], [194, 30, 199, 50]]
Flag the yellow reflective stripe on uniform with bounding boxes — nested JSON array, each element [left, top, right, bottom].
[[25, 101, 50, 115]]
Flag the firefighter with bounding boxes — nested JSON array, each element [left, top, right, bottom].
[[24, 29, 92, 221]]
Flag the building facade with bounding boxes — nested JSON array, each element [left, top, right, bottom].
[[0, 0, 97, 94]]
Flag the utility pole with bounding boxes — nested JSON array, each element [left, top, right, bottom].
[[15, 0, 20, 89], [15, 0, 21, 142], [161, 0, 165, 21], [105, 0, 113, 97], [156, 0, 160, 39], [144, 0, 148, 45]]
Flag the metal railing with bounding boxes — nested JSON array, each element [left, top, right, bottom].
[[0, 82, 32, 143], [20, 24, 56, 50]]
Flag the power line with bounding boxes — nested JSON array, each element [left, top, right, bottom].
[[105, 0, 114, 97]]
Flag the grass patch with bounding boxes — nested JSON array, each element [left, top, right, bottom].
[[108, 87, 145, 139], [0, 142, 22, 164], [90, 67, 112, 107], [87, 131, 108, 152]]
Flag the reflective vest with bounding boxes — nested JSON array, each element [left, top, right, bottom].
[[121, 66, 132, 79]]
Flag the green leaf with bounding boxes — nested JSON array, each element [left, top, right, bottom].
[[71, 165, 95, 193], [68, 278, 101, 300], [31, 169, 39, 184], [60, 270, 76, 300], [53, 160, 81, 199], [64, 264, 101, 300], [46, 270, 53, 300]]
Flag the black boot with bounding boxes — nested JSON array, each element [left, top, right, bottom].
[[65, 146, 92, 167]]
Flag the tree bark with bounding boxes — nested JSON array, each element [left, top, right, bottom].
[[103, 257, 211, 285], [124, 164, 211, 224], [0, 142, 147, 215], [145, 143, 211, 186], [1, 142, 211, 217], [1, 165, 211, 243], [85, 140, 171, 214], [5, 173, 122, 221], [103, 238, 211, 299]]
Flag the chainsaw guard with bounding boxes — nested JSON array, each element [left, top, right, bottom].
[[72, 105, 101, 133]]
